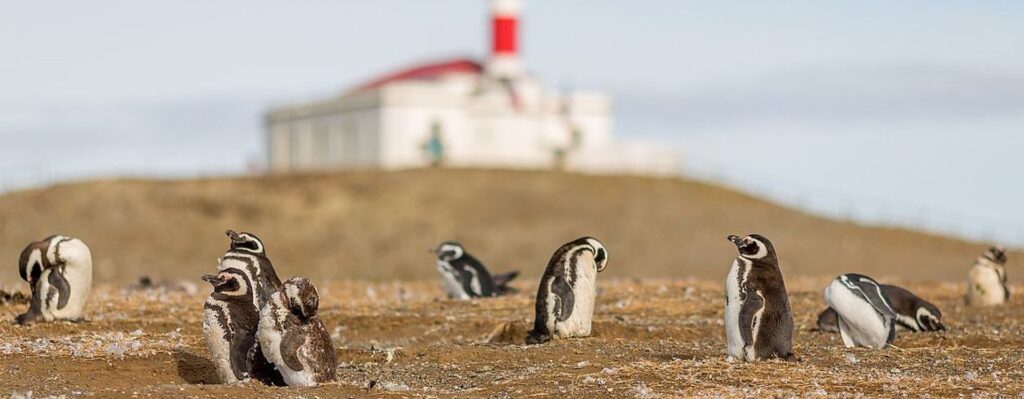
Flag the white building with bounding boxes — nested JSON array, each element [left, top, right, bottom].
[[264, 0, 679, 175]]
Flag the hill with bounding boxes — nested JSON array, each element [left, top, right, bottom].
[[0, 169, 1013, 286]]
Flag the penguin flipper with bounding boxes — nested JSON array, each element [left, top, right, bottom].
[[841, 275, 898, 319], [738, 290, 764, 351], [551, 276, 575, 322], [280, 328, 306, 372], [47, 268, 72, 310], [229, 332, 255, 381]]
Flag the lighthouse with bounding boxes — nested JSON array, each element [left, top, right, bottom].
[[487, 0, 523, 78], [263, 0, 680, 176]]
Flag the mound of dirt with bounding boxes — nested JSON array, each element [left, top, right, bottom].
[[0, 169, 1013, 286]]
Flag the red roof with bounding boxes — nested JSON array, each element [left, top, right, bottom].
[[349, 58, 483, 94]]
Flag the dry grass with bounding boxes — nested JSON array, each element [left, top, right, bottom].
[[0, 169, 1020, 397], [2, 278, 1023, 398], [0, 169, 1015, 287]]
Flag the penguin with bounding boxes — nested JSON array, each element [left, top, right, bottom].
[[201, 267, 283, 385], [723, 234, 795, 361], [966, 245, 1009, 306], [219, 230, 283, 309], [816, 284, 945, 333], [824, 273, 897, 349], [525, 237, 608, 345], [432, 241, 518, 299], [15, 235, 92, 325], [257, 277, 337, 387]]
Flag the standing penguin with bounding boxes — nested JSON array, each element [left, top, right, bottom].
[[16, 235, 93, 325], [257, 277, 337, 387], [525, 237, 608, 345], [201, 268, 282, 385], [966, 246, 1009, 306], [817, 284, 944, 333], [432, 241, 518, 299], [824, 273, 897, 349], [220, 230, 283, 308], [723, 234, 795, 361]]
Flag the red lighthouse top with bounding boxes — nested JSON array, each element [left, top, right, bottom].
[[491, 0, 521, 57]]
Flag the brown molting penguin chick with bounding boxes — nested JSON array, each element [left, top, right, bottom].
[[257, 277, 337, 387]]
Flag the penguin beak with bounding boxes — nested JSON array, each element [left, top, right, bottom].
[[225, 230, 241, 242], [201, 274, 221, 285], [727, 235, 742, 245]]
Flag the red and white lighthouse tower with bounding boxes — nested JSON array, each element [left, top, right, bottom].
[[487, 0, 523, 77]]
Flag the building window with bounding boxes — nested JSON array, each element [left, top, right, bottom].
[[312, 122, 330, 166], [288, 125, 302, 169], [342, 121, 359, 163]]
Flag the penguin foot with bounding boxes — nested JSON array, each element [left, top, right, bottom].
[[780, 353, 800, 362], [14, 312, 39, 326], [525, 331, 550, 345]]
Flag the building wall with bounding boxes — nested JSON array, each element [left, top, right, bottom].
[[265, 96, 382, 172], [263, 72, 679, 175]]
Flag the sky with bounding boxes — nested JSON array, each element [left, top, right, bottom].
[[1, 0, 1022, 244]]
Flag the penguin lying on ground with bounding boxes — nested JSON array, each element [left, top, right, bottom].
[[817, 284, 945, 333], [723, 234, 796, 361], [257, 277, 337, 386], [201, 268, 283, 385], [526, 237, 608, 345], [16, 235, 92, 325], [824, 273, 897, 349], [432, 241, 518, 299], [966, 245, 1009, 306]]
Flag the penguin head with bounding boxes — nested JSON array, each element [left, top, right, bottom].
[[433, 241, 465, 261], [202, 267, 251, 298], [283, 277, 320, 319], [916, 305, 945, 331], [226, 230, 266, 255], [727, 234, 776, 262], [985, 246, 1007, 264], [585, 237, 609, 272]]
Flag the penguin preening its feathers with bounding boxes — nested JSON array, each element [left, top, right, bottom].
[[526, 237, 608, 345], [817, 283, 945, 333], [825, 273, 898, 349], [432, 241, 519, 299], [257, 277, 337, 387], [723, 233, 796, 362], [16, 235, 93, 325]]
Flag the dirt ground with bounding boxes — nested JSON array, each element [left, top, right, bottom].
[[2, 277, 1022, 398]]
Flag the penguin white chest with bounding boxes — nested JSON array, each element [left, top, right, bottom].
[[825, 280, 890, 349], [555, 264, 598, 338], [967, 265, 1005, 306], [437, 261, 469, 300], [202, 303, 237, 383], [724, 259, 748, 360]]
